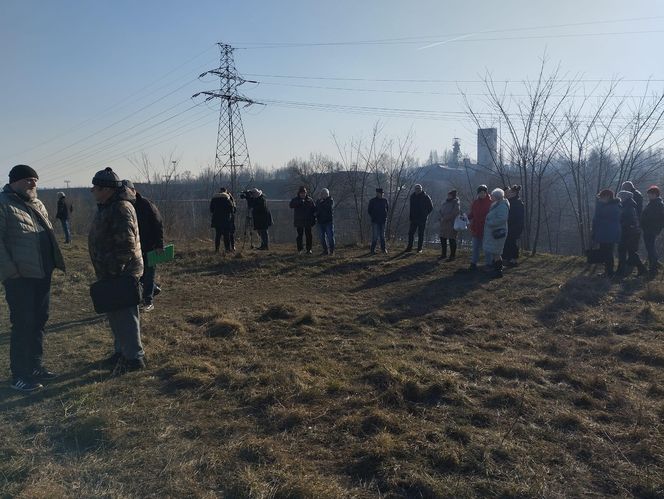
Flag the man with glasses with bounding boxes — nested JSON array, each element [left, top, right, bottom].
[[0, 165, 65, 392]]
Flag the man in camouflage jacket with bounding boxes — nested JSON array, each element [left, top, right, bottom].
[[89, 167, 145, 372], [0, 165, 65, 392]]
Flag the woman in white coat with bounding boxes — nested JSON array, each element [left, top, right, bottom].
[[483, 188, 510, 278]]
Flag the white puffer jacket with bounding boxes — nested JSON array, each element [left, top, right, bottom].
[[0, 185, 65, 281]]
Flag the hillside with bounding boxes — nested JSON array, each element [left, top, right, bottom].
[[0, 240, 663, 498]]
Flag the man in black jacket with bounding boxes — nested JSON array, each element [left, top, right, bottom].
[[55, 192, 73, 243], [209, 187, 236, 253], [315, 188, 335, 255], [616, 190, 646, 277], [289, 186, 316, 254], [368, 188, 389, 254], [123, 181, 164, 311], [622, 181, 644, 216], [641, 185, 664, 276], [406, 184, 433, 253]]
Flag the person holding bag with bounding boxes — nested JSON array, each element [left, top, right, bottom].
[[438, 189, 460, 261], [89, 167, 146, 373], [483, 188, 510, 279]]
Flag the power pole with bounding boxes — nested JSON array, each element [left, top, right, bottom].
[[64, 180, 71, 190], [193, 43, 261, 195]]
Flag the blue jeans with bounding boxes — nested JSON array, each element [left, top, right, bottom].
[[643, 232, 659, 270], [3, 275, 52, 379], [60, 219, 71, 243], [318, 223, 335, 253], [107, 305, 143, 360], [472, 236, 491, 265], [141, 254, 157, 305], [371, 223, 386, 252]]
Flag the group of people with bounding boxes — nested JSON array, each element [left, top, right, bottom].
[[0, 165, 164, 392], [591, 181, 664, 278]]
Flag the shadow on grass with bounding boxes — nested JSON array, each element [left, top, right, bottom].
[[0, 361, 107, 412], [379, 268, 485, 321], [354, 260, 441, 292], [0, 316, 106, 348], [537, 274, 612, 326]]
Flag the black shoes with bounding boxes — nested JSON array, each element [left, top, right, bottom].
[[32, 367, 58, 381], [111, 356, 146, 376], [104, 352, 123, 367], [10, 377, 43, 393]]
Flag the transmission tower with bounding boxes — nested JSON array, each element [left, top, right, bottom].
[[193, 43, 261, 194]]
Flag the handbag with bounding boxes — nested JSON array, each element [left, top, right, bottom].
[[492, 227, 507, 239], [90, 275, 142, 314], [453, 214, 469, 232], [586, 248, 605, 264]]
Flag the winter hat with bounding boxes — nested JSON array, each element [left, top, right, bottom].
[[9, 164, 39, 183], [298, 185, 307, 194], [321, 188, 330, 198], [617, 190, 634, 202], [57, 192, 66, 198], [414, 184, 423, 192], [448, 189, 457, 197], [477, 184, 488, 194], [122, 179, 135, 190], [219, 187, 227, 193], [491, 188, 505, 200], [249, 187, 262, 197], [647, 185, 660, 196], [92, 167, 121, 188], [376, 187, 384, 194], [622, 181, 635, 191]]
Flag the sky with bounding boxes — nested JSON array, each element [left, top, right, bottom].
[[1, 0, 663, 188]]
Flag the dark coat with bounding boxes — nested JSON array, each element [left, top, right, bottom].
[[210, 192, 236, 231], [592, 199, 621, 244], [507, 197, 525, 238], [56, 197, 72, 220], [641, 197, 664, 235], [620, 196, 641, 243], [315, 197, 334, 225], [289, 195, 316, 228], [409, 191, 434, 224], [368, 196, 389, 224], [134, 192, 164, 253], [251, 195, 272, 231], [628, 188, 644, 216]]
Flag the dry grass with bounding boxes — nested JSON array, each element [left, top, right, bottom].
[[0, 240, 663, 497]]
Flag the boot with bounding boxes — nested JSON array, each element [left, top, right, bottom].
[[447, 240, 457, 262], [491, 260, 503, 279], [439, 238, 447, 260], [637, 261, 647, 277]]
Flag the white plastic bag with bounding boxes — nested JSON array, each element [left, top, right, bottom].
[[454, 213, 469, 232]]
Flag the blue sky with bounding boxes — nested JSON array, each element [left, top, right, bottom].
[[1, 0, 663, 187]]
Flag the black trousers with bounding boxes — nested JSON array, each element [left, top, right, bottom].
[[296, 226, 313, 251], [440, 238, 457, 257], [4, 275, 52, 379], [503, 234, 520, 260], [214, 228, 235, 252], [407, 222, 426, 251], [599, 242, 615, 276], [257, 229, 269, 249]]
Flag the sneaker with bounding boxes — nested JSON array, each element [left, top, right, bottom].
[[11, 377, 43, 393], [382, 249, 388, 254], [417, 249, 423, 254], [153, 285, 162, 297], [32, 367, 58, 381], [143, 303, 154, 312]]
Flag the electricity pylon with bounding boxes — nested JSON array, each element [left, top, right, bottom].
[[193, 43, 261, 194]]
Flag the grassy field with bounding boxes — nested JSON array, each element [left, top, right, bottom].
[[0, 239, 663, 498]]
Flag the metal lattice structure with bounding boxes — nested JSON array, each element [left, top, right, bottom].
[[193, 43, 260, 194]]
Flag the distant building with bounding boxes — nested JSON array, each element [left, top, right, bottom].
[[477, 128, 498, 169]]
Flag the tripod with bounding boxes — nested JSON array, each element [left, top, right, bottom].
[[241, 203, 254, 251]]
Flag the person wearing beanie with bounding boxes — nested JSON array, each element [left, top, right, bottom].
[[622, 181, 643, 217], [210, 186, 236, 254], [289, 186, 316, 254], [503, 185, 525, 266], [315, 188, 335, 255], [89, 167, 146, 373], [1, 165, 65, 392], [247, 188, 271, 250], [405, 184, 434, 253], [483, 188, 510, 278], [55, 191, 74, 244], [124, 180, 165, 311], [640, 185, 664, 276], [466, 185, 492, 271], [616, 190, 647, 277], [438, 189, 460, 261], [368, 188, 389, 255]]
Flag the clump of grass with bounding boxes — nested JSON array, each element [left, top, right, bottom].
[[206, 317, 246, 338], [259, 304, 297, 321], [551, 412, 584, 432], [642, 282, 664, 302], [59, 415, 110, 453], [293, 311, 317, 326]]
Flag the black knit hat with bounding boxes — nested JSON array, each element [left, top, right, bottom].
[[92, 167, 121, 188], [477, 184, 488, 193], [9, 164, 39, 183], [122, 179, 135, 189]]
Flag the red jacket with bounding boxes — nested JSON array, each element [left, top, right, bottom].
[[468, 196, 492, 237]]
